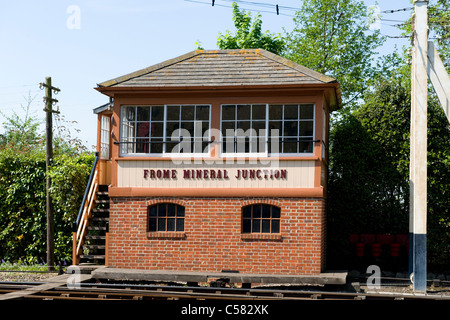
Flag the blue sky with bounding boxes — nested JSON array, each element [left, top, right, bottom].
[[0, 0, 413, 149]]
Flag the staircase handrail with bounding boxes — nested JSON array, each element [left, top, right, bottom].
[[75, 152, 99, 228]]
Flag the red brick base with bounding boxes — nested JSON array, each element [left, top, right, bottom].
[[107, 197, 326, 275]]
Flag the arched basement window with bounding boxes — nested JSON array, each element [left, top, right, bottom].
[[148, 203, 185, 232], [242, 204, 280, 234]]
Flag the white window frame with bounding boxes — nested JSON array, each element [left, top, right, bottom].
[[100, 115, 111, 160], [220, 104, 269, 158], [220, 103, 315, 157], [119, 105, 211, 157]]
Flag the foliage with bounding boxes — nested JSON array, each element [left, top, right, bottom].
[[0, 150, 94, 264], [0, 93, 44, 154], [399, 0, 450, 72], [0, 104, 94, 264], [217, 2, 285, 55], [284, 0, 385, 108]]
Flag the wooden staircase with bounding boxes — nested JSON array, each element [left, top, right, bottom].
[[79, 185, 109, 264], [73, 153, 110, 265]]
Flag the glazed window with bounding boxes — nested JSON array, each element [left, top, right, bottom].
[[242, 204, 280, 234], [268, 104, 315, 154], [220, 104, 315, 155], [120, 105, 210, 156], [148, 203, 185, 232], [221, 104, 267, 155]]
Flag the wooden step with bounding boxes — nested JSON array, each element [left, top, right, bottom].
[[95, 199, 110, 204], [80, 255, 105, 260], [83, 244, 105, 250], [92, 208, 109, 213], [96, 191, 109, 196], [90, 217, 109, 222], [88, 226, 107, 231], [85, 235, 106, 240]]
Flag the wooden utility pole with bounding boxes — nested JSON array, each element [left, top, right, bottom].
[[410, 0, 428, 293], [39, 77, 60, 271]]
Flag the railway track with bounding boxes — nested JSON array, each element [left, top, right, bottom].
[[1, 280, 449, 301]]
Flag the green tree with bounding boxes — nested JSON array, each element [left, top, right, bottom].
[[284, 0, 385, 108], [0, 93, 44, 153], [217, 2, 285, 55]]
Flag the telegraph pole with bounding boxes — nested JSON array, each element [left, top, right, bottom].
[[410, 0, 428, 293], [39, 77, 60, 271]]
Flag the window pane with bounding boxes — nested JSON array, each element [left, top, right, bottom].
[[177, 206, 185, 217], [272, 220, 280, 233], [222, 122, 235, 133], [243, 206, 251, 218], [167, 106, 180, 120], [149, 218, 157, 232], [252, 121, 265, 133], [167, 204, 176, 216], [196, 105, 209, 120], [151, 106, 164, 121], [137, 123, 150, 137], [284, 121, 298, 136], [252, 105, 266, 119], [121, 122, 135, 139], [201, 121, 209, 137], [268, 137, 281, 154], [284, 138, 298, 153], [237, 121, 250, 132], [299, 140, 314, 153], [150, 138, 163, 153], [243, 219, 251, 233], [269, 121, 282, 136], [262, 205, 271, 218], [284, 104, 298, 119], [166, 142, 179, 153], [181, 122, 194, 138], [166, 122, 180, 138], [222, 105, 235, 120], [181, 105, 195, 120], [176, 218, 184, 231], [300, 121, 314, 137], [272, 206, 280, 218], [135, 138, 149, 153], [262, 219, 271, 233], [237, 104, 250, 119], [300, 104, 314, 119], [137, 107, 150, 121], [167, 218, 175, 231], [253, 205, 261, 218], [123, 106, 136, 121], [158, 218, 166, 231], [269, 105, 282, 120], [148, 206, 157, 217], [252, 219, 261, 233], [151, 122, 163, 137]]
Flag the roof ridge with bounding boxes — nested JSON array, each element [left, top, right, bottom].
[[97, 48, 337, 88]]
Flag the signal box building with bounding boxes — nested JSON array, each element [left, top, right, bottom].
[[75, 49, 341, 278]]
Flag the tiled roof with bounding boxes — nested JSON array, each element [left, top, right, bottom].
[[97, 49, 338, 88]]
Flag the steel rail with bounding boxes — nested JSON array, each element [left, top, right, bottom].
[[1, 281, 449, 301]]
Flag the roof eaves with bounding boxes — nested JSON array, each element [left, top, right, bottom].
[[97, 50, 203, 87]]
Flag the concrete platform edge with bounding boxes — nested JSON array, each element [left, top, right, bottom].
[[91, 267, 347, 285]]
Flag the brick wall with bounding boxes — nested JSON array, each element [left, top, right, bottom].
[[107, 197, 326, 275]]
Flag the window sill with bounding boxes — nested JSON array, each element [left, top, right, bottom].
[[241, 233, 282, 241], [147, 232, 186, 239]]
